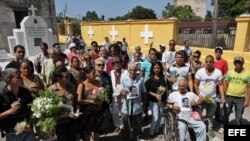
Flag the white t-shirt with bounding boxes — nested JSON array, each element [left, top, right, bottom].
[[168, 91, 199, 118], [167, 64, 191, 90], [181, 47, 192, 57], [162, 50, 176, 69], [195, 68, 222, 97]]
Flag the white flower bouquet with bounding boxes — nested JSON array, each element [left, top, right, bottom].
[[14, 121, 27, 135], [30, 89, 69, 134], [157, 85, 166, 103]]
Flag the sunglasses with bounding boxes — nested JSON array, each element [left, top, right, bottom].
[[234, 61, 243, 64], [97, 64, 104, 67], [193, 55, 199, 58]]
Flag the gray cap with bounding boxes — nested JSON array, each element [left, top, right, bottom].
[[2, 68, 18, 82], [234, 56, 244, 63]]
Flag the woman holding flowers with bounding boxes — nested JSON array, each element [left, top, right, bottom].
[[48, 66, 77, 141], [145, 62, 170, 138], [95, 58, 112, 132], [77, 65, 102, 141]]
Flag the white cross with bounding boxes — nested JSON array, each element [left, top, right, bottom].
[[109, 25, 118, 42], [88, 26, 94, 40], [140, 25, 153, 45], [29, 5, 37, 16]]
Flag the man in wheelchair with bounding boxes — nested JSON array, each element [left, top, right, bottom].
[[166, 79, 206, 141]]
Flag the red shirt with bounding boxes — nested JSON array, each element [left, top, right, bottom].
[[213, 58, 228, 75]]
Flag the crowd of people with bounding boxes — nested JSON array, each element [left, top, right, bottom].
[[0, 37, 250, 141]]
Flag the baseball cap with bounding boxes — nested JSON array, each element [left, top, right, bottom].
[[234, 56, 244, 63], [215, 46, 223, 51], [160, 44, 166, 48], [69, 43, 76, 50]]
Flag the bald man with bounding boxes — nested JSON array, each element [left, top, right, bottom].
[[167, 79, 205, 141]]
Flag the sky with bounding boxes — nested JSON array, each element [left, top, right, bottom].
[[55, 0, 213, 20]]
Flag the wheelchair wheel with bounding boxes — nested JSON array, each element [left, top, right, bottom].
[[163, 111, 176, 141]]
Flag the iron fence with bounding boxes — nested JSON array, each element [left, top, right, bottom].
[[177, 20, 237, 50]]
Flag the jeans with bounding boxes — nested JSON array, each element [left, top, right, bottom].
[[226, 96, 245, 125], [178, 117, 206, 141], [6, 131, 36, 141], [149, 101, 162, 135]]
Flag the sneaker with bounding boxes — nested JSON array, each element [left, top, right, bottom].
[[208, 129, 216, 137], [218, 127, 224, 134]]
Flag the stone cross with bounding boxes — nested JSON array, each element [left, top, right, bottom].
[[109, 25, 118, 42], [88, 26, 94, 40], [29, 5, 37, 16], [140, 25, 153, 45]]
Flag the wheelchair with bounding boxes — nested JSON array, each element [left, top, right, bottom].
[[163, 107, 179, 141], [163, 107, 197, 141]]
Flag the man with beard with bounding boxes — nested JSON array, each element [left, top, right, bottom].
[[194, 55, 225, 137]]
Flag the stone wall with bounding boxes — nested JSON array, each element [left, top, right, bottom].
[[0, 0, 56, 52]]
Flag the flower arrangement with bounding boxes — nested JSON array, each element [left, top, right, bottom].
[[14, 121, 27, 135], [204, 95, 213, 104], [30, 89, 69, 134], [156, 85, 166, 103], [87, 86, 110, 103]]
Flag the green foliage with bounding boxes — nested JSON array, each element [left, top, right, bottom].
[[109, 5, 157, 21], [82, 11, 102, 21], [162, 3, 203, 21], [219, 0, 247, 18], [31, 89, 68, 134], [205, 10, 213, 21]]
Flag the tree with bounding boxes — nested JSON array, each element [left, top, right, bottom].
[[162, 3, 202, 21], [82, 11, 101, 21], [108, 5, 156, 21], [212, 0, 247, 19], [127, 6, 157, 19], [205, 10, 213, 21]]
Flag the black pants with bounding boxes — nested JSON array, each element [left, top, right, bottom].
[[56, 117, 77, 141], [122, 113, 142, 139]]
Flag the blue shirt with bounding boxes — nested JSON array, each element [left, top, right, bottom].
[[121, 75, 146, 115]]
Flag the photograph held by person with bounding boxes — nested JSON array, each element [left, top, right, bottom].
[[77, 66, 102, 141], [120, 63, 146, 140], [0, 68, 35, 141], [19, 59, 44, 97], [167, 79, 206, 141], [48, 66, 77, 141]]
